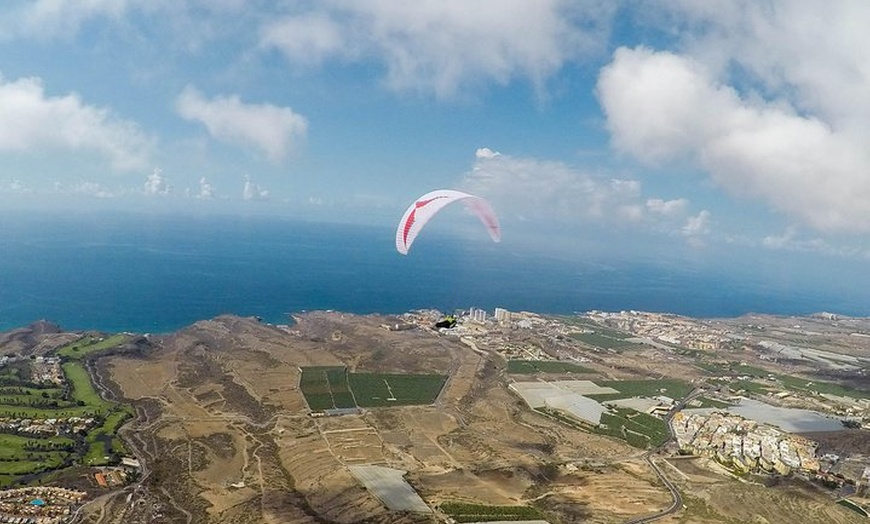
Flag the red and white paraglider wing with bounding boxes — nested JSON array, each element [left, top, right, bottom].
[[396, 189, 500, 255], [462, 196, 501, 244]]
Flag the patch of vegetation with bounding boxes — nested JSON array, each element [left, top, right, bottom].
[[729, 363, 770, 378], [440, 501, 545, 523], [594, 407, 669, 448], [62, 362, 112, 413], [0, 341, 135, 482], [299, 367, 351, 410], [695, 362, 727, 375], [56, 334, 130, 359], [299, 367, 447, 410], [348, 373, 447, 407], [587, 379, 693, 402], [569, 332, 632, 349], [728, 379, 771, 395], [776, 375, 870, 399], [675, 347, 703, 358], [507, 359, 593, 374]]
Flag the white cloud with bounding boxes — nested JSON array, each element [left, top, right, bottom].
[[659, 1, 870, 130], [71, 181, 116, 199], [475, 147, 500, 159], [197, 177, 214, 200], [598, 46, 870, 233], [682, 210, 710, 237], [461, 148, 694, 233], [259, 12, 347, 65], [0, 0, 248, 43], [647, 198, 688, 216], [144, 168, 170, 195], [0, 75, 151, 171], [0, 178, 29, 194], [0, 0, 131, 39], [243, 175, 268, 201], [260, 1, 614, 98], [760, 227, 856, 256], [176, 85, 308, 162]]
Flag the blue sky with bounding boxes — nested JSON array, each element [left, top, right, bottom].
[[2, 1, 870, 284]]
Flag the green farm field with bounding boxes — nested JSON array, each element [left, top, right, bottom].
[[594, 407, 670, 449], [587, 379, 693, 402], [440, 501, 545, 523], [507, 359, 593, 374], [349, 372, 447, 407], [299, 367, 447, 410]]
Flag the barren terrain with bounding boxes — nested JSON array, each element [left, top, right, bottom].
[[72, 312, 866, 524]]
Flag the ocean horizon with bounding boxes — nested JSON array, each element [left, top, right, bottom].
[[0, 211, 866, 334]]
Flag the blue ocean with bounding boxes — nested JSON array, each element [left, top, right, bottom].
[[0, 212, 866, 333]]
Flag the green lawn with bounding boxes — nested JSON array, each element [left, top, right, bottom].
[[101, 406, 134, 434], [0, 347, 136, 482], [62, 362, 112, 412], [56, 334, 130, 359]]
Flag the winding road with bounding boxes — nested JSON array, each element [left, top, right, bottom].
[[622, 387, 706, 524]]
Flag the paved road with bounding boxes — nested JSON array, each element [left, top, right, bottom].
[[621, 387, 707, 523], [624, 456, 684, 524]]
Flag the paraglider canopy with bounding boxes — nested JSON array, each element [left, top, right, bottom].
[[396, 189, 500, 255]]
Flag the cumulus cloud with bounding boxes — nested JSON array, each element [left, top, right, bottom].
[[71, 181, 116, 199], [243, 175, 268, 201], [176, 85, 308, 162], [259, 12, 347, 65], [0, 178, 29, 194], [461, 148, 694, 233], [598, 46, 870, 233], [0, 0, 131, 39], [682, 210, 711, 237], [197, 176, 214, 199], [260, 1, 614, 98], [646, 198, 688, 216], [759, 227, 858, 257], [659, 1, 870, 130], [0, 0, 248, 43], [475, 147, 499, 159], [0, 75, 151, 171], [143, 168, 170, 195]]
